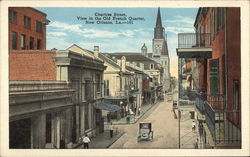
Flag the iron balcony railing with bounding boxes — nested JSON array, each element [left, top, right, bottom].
[[195, 92, 206, 114], [178, 33, 212, 48], [204, 95, 241, 146]]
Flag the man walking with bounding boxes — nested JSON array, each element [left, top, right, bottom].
[[82, 134, 91, 149], [109, 122, 114, 138]]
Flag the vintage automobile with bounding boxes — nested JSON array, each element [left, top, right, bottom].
[[137, 122, 153, 142]]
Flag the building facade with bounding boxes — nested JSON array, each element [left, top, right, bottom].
[[9, 7, 49, 51], [177, 7, 241, 148]]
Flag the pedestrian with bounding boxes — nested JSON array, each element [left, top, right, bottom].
[[109, 122, 114, 138], [82, 134, 90, 149], [138, 107, 141, 115], [192, 121, 196, 131]]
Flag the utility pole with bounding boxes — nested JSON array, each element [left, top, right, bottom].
[[178, 110, 181, 149]]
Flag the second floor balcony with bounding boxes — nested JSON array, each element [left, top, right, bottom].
[[176, 33, 212, 59]]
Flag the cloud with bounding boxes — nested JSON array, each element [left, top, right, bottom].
[[166, 26, 194, 34], [48, 21, 149, 39], [47, 32, 67, 37], [163, 15, 195, 26]]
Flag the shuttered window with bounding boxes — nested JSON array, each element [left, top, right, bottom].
[[209, 59, 219, 94]]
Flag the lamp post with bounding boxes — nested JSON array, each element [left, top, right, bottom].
[[178, 109, 181, 149]]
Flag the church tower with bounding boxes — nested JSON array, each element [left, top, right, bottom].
[[152, 7, 171, 93], [152, 7, 165, 59]]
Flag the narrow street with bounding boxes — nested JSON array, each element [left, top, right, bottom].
[[109, 97, 178, 149]]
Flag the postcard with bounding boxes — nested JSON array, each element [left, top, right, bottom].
[[0, 0, 249, 156]]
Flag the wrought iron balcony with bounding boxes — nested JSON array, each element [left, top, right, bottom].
[[178, 33, 212, 48], [204, 95, 241, 147], [176, 33, 212, 59]]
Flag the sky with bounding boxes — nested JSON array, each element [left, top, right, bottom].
[[37, 7, 198, 77]]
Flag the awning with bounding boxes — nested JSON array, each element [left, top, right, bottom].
[[94, 103, 121, 112], [176, 47, 212, 58]]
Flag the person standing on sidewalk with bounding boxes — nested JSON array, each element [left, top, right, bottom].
[[82, 134, 91, 149], [109, 122, 114, 138], [192, 121, 196, 132]]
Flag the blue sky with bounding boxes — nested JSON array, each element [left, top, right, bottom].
[[37, 7, 198, 76]]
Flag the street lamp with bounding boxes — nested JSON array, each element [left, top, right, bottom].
[[178, 109, 181, 149]]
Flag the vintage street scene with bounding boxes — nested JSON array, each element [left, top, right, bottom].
[[8, 6, 241, 149]]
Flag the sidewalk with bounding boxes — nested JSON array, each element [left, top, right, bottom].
[[111, 102, 157, 125], [178, 110, 201, 149], [76, 130, 125, 149]]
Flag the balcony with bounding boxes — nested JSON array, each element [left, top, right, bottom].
[[204, 95, 241, 147], [176, 33, 212, 59], [195, 92, 206, 115]]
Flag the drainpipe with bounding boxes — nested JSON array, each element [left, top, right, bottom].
[[224, 8, 228, 109]]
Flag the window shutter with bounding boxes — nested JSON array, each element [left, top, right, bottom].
[[209, 59, 219, 94]]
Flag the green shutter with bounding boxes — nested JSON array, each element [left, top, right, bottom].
[[210, 59, 219, 94]]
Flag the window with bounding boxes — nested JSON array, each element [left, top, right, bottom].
[[210, 9, 215, 41], [233, 80, 240, 110], [96, 74, 101, 92], [217, 8, 225, 31], [165, 61, 167, 65], [150, 64, 154, 69], [24, 16, 31, 28], [29, 37, 34, 49], [209, 59, 219, 94], [9, 10, 17, 24], [37, 39, 41, 49], [104, 80, 109, 96], [36, 21, 42, 33], [21, 34, 26, 49], [12, 32, 17, 50]]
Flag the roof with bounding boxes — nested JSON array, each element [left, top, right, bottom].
[[125, 66, 144, 74], [99, 53, 120, 69], [161, 39, 169, 56], [156, 7, 163, 28], [106, 52, 158, 64]]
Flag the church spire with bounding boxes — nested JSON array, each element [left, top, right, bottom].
[[156, 7, 162, 27], [154, 7, 164, 39]]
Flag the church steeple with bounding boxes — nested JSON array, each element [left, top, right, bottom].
[[161, 38, 169, 56], [156, 7, 162, 27], [154, 7, 164, 39]]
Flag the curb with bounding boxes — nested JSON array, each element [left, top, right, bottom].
[[106, 131, 125, 148]]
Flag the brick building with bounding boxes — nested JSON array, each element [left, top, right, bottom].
[[177, 7, 241, 148], [9, 7, 49, 51]]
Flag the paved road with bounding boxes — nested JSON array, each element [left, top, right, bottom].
[[109, 97, 178, 149]]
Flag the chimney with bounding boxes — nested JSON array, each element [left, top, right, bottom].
[[121, 56, 126, 72], [94, 46, 99, 58]]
